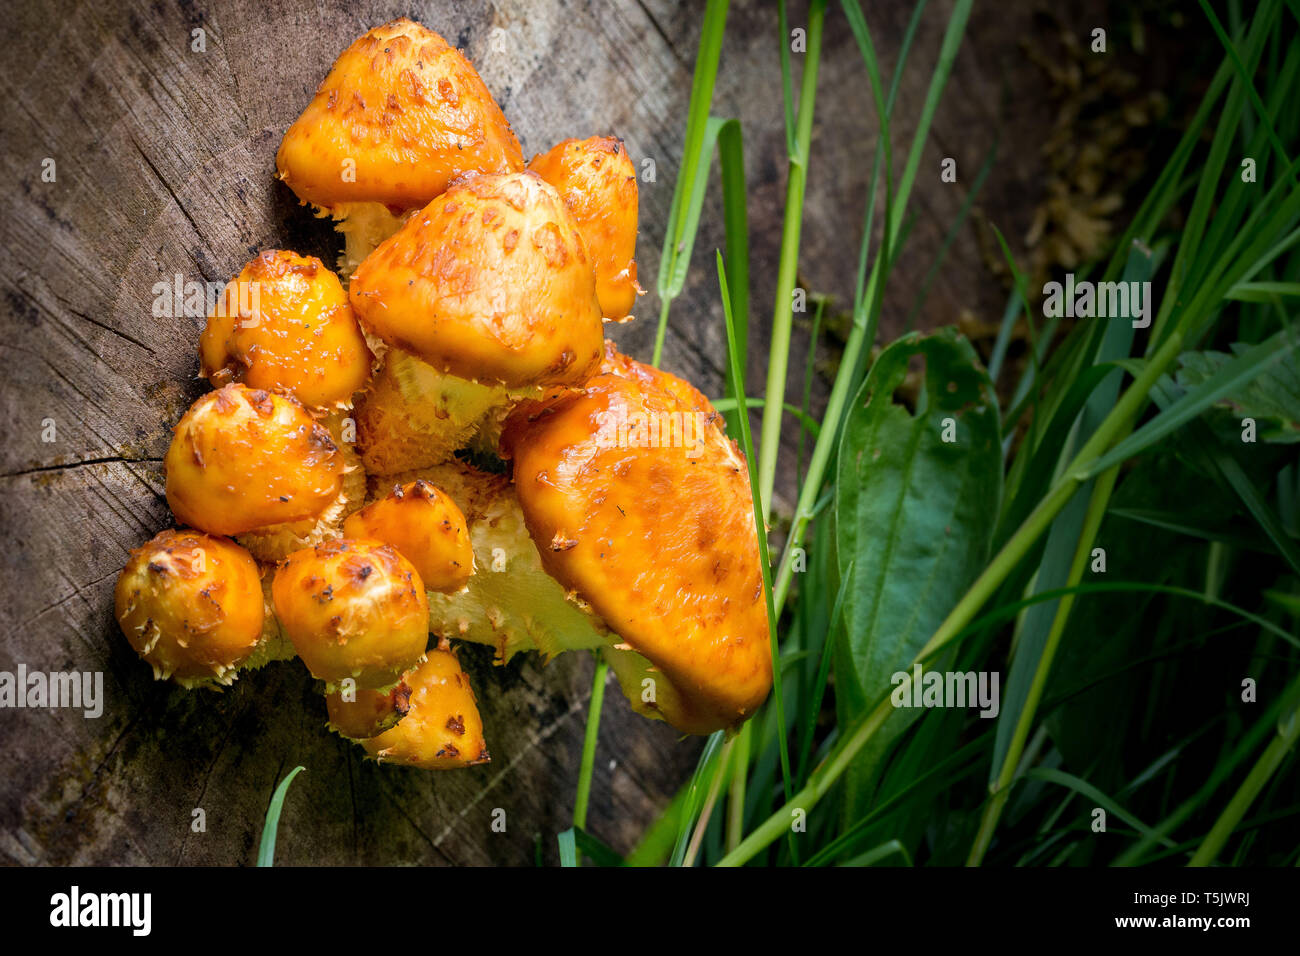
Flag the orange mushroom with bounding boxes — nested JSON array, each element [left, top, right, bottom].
[[272, 538, 428, 690], [276, 18, 522, 214], [164, 384, 347, 539], [114, 529, 268, 687], [501, 345, 773, 734], [349, 171, 604, 389], [344, 479, 474, 593], [199, 250, 372, 411], [528, 136, 642, 321], [325, 679, 412, 740], [363, 643, 490, 768]]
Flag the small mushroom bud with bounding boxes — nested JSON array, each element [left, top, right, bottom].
[[363, 643, 490, 769], [527, 136, 642, 321], [349, 171, 604, 389], [272, 538, 428, 690], [114, 529, 265, 687], [199, 250, 373, 411], [165, 384, 345, 537], [343, 480, 474, 593], [325, 679, 412, 740]]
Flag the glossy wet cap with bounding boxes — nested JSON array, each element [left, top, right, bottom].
[[114, 529, 265, 686], [199, 250, 372, 410], [528, 136, 640, 320], [272, 538, 429, 689], [349, 171, 604, 388], [165, 384, 344, 536], [501, 345, 772, 733], [276, 18, 523, 211]]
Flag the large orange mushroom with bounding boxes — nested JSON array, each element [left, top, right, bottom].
[[501, 345, 773, 734]]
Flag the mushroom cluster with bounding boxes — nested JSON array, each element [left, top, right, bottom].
[[115, 18, 772, 772]]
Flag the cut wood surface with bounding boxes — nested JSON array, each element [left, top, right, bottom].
[[0, 0, 1094, 864]]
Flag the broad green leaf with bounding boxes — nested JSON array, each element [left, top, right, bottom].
[[1175, 342, 1300, 442], [833, 328, 1001, 812], [1080, 327, 1298, 478]]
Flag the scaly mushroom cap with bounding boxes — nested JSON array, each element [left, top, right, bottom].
[[166, 385, 345, 536], [344, 479, 474, 592], [527, 136, 641, 321], [349, 171, 604, 388], [114, 529, 265, 687], [325, 679, 412, 739], [501, 347, 772, 734], [363, 646, 490, 768], [272, 538, 429, 689], [275, 18, 523, 212], [199, 251, 372, 411]]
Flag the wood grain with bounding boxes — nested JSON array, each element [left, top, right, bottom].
[[0, 0, 1085, 864]]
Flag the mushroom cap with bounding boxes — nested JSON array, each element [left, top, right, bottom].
[[344, 479, 474, 593], [165, 384, 344, 536], [275, 18, 522, 211], [114, 529, 265, 685], [363, 646, 490, 768], [349, 171, 604, 388], [325, 679, 412, 739], [501, 346, 772, 734], [199, 250, 372, 410], [527, 136, 641, 321], [272, 538, 429, 689]]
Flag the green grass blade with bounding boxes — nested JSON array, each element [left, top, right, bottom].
[[573, 658, 609, 833], [257, 765, 305, 868], [777, 0, 796, 155], [719, 251, 792, 804], [1021, 768, 1178, 850], [652, 0, 730, 365], [757, 0, 828, 517], [669, 731, 726, 867], [557, 828, 577, 867]]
